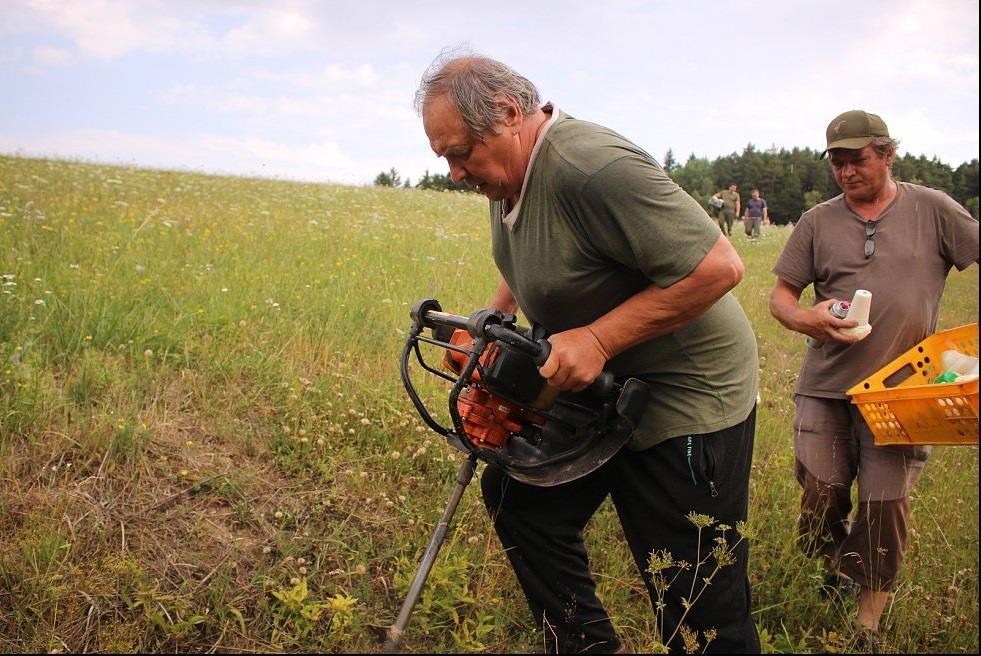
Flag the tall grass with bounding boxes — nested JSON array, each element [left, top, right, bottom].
[[1, 154, 977, 653]]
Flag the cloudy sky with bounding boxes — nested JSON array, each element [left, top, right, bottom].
[[1, 0, 978, 186]]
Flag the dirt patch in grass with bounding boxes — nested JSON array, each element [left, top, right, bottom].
[[0, 374, 306, 652]]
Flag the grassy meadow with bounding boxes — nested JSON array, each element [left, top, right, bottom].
[[0, 154, 977, 654]]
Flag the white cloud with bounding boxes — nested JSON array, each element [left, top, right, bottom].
[[888, 109, 981, 161], [219, 9, 317, 57], [25, 0, 186, 59], [252, 63, 380, 89], [0, 48, 25, 65], [0, 128, 370, 183], [19, 0, 323, 60], [1, 0, 975, 185], [839, 0, 978, 89], [32, 45, 72, 66], [156, 83, 411, 124]]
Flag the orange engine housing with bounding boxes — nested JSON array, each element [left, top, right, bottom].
[[456, 387, 525, 448], [443, 329, 545, 449]]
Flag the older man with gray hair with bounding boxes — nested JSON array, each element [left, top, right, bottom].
[[414, 48, 760, 654]]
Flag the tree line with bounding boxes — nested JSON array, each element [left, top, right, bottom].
[[373, 167, 470, 193], [375, 145, 980, 223], [665, 145, 979, 223]]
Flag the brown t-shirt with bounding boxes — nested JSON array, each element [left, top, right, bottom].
[[772, 181, 979, 398]]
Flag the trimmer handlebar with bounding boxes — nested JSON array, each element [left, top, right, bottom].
[[411, 299, 548, 363], [409, 298, 615, 396]]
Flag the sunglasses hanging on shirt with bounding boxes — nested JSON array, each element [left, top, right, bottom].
[[864, 220, 878, 259]]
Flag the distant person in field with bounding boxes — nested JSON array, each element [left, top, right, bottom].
[[769, 110, 979, 644], [743, 188, 767, 240], [712, 183, 740, 237], [416, 48, 760, 653]]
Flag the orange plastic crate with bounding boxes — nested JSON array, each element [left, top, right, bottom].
[[847, 323, 979, 446]]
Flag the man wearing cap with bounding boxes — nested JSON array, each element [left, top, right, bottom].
[[768, 110, 979, 641]]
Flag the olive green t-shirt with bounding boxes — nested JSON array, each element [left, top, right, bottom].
[[490, 108, 758, 450], [772, 181, 979, 399], [719, 189, 740, 213]]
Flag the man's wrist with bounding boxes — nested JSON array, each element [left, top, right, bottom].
[[584, 325, 614, 361]]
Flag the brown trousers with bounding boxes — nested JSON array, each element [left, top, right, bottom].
[[792, 395, 930, 591]]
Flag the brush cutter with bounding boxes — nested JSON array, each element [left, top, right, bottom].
[[382, 298, 649, 652]]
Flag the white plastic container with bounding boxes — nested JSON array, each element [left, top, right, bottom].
[[839, 289, 872, 340], [941, 349, 979, 375]]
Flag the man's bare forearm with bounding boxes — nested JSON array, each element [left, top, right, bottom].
[[589, 235, 744, 359], [769, 280, 805, 332], [489, 278, 519, 315]]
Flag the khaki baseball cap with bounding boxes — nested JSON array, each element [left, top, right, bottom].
[[820, 110, 889, 158]]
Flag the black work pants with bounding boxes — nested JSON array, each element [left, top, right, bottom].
[[481, 407, 759, 654]]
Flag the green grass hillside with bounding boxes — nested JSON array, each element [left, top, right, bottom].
[[1, 154, 977, 654]]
